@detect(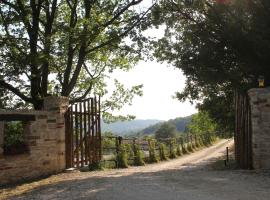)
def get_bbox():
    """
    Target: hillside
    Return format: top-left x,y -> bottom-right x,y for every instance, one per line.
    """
136,115 -> 193,137
101,119 -> 163,136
